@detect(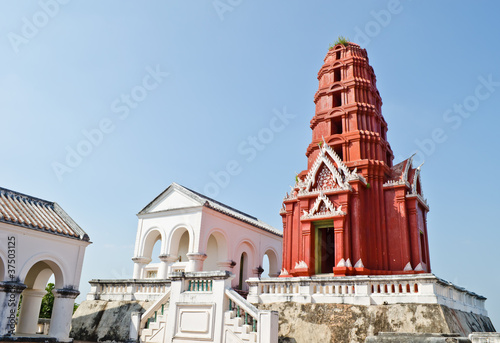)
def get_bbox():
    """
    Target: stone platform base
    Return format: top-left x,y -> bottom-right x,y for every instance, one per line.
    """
70,300 -> 151,342
256,303 -> 495,343
365,332 -> 470,342
0,337 -> 57,343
